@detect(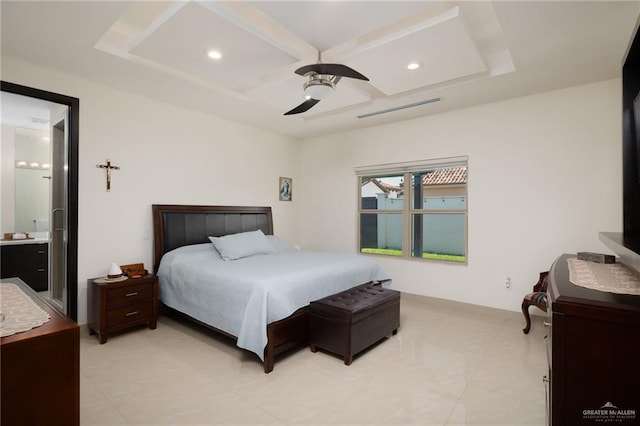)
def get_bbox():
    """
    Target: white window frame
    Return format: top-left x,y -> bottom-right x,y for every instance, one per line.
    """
355,156 -> 468,263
